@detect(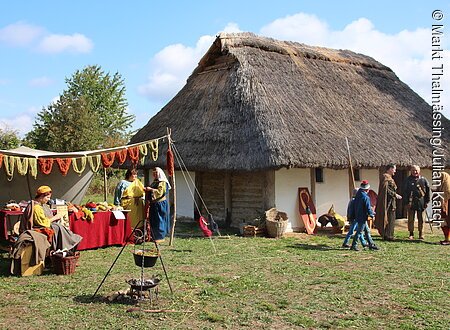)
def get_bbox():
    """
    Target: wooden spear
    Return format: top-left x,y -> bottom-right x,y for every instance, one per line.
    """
345,137 -> 356,197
